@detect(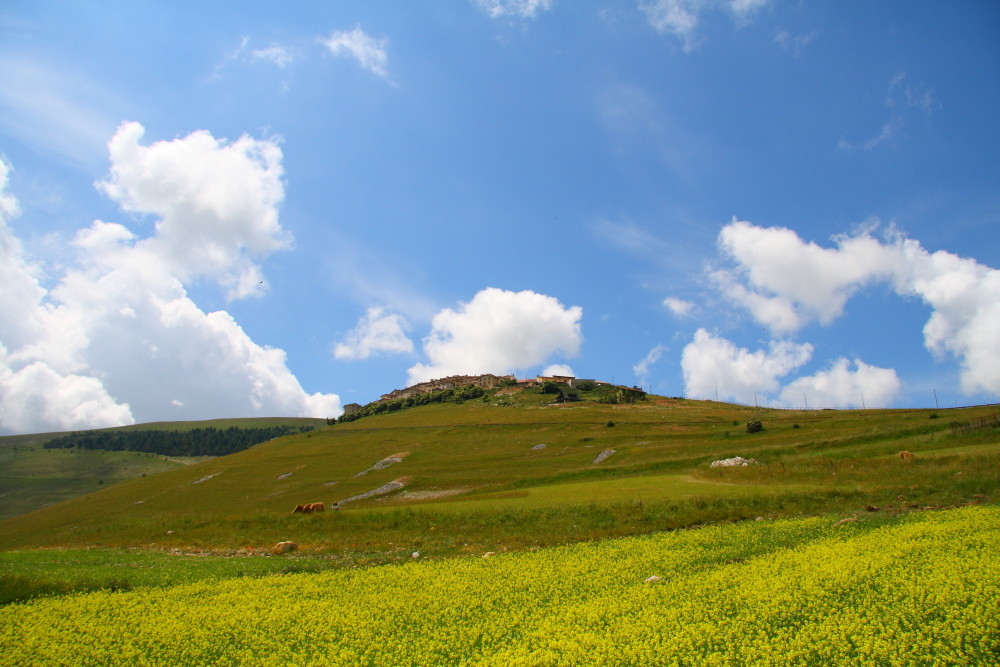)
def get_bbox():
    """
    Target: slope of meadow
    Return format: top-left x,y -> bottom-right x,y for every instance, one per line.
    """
0,418 -> 326,522
0,392 -> 997,664
0,393 -> 997,559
